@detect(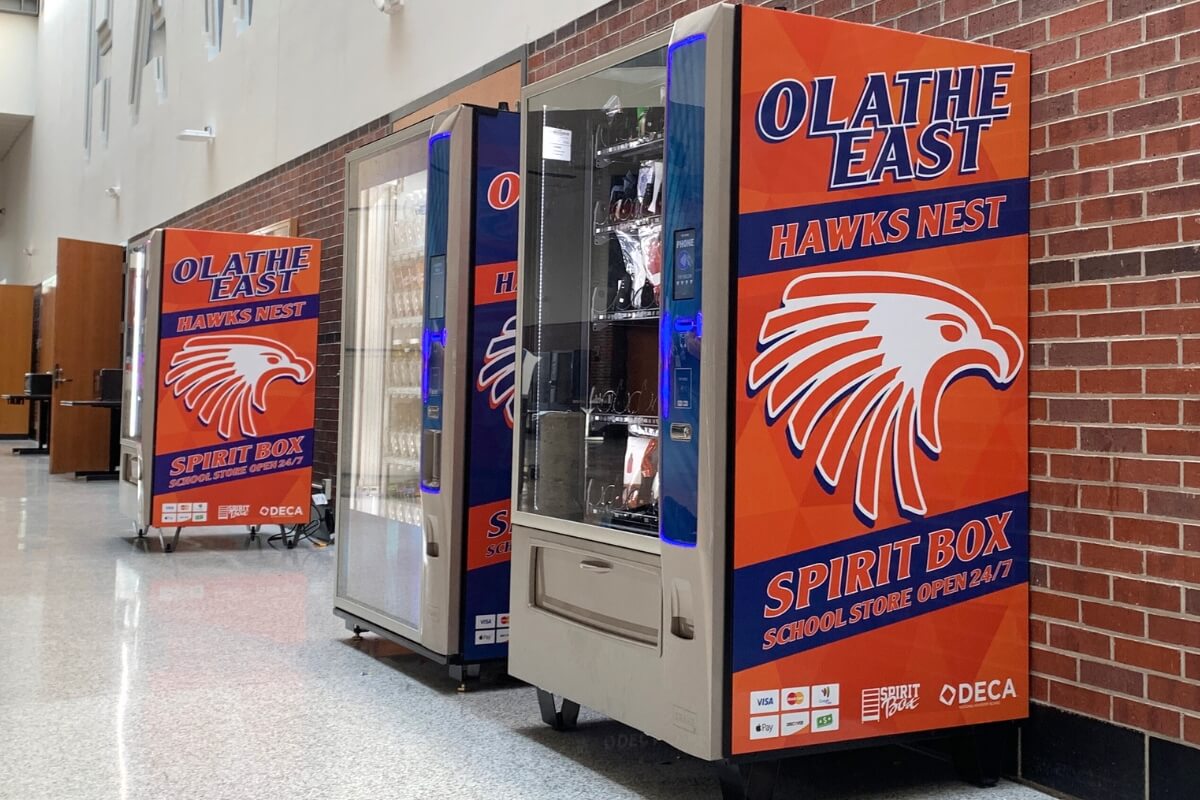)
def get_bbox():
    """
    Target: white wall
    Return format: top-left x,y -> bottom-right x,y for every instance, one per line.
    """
0,0 -> 604,284
0,12 -> 37,116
